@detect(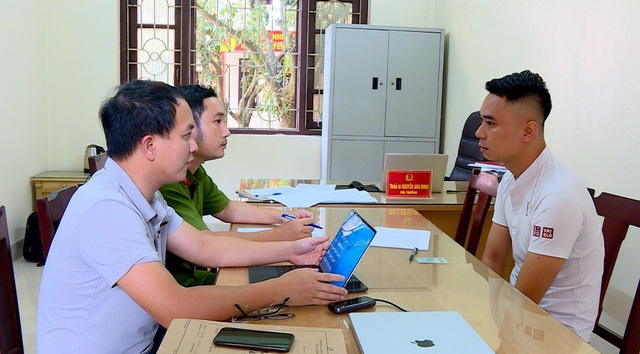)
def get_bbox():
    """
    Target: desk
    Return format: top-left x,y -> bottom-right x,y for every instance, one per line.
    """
217,207 -> 597,353
239,178 -> 509,279
31,171 -> 89,210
